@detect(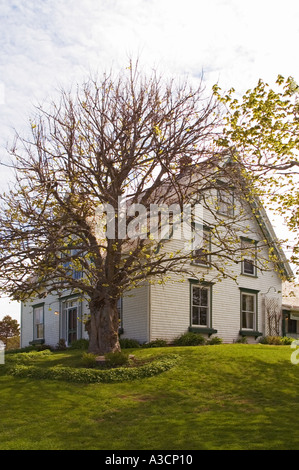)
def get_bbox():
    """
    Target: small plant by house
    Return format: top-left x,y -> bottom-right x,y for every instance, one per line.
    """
206,336 -> 223,345
70,339 -> 89,350
81,352 -> 98,368
259,335 -> 294,345
172,332 -> 205,346
119,338 -> 141,349
104,351 -> 130,367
